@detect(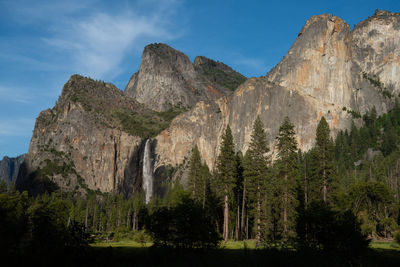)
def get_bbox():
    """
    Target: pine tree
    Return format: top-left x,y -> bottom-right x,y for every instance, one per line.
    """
215,125 -> 237,241
188,145 -> 202,200
310,117 -> 336,204
199,163 -> 211,209
234,152 -> 244,240
275,116 -> 299,240
243,116 -> 269,246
